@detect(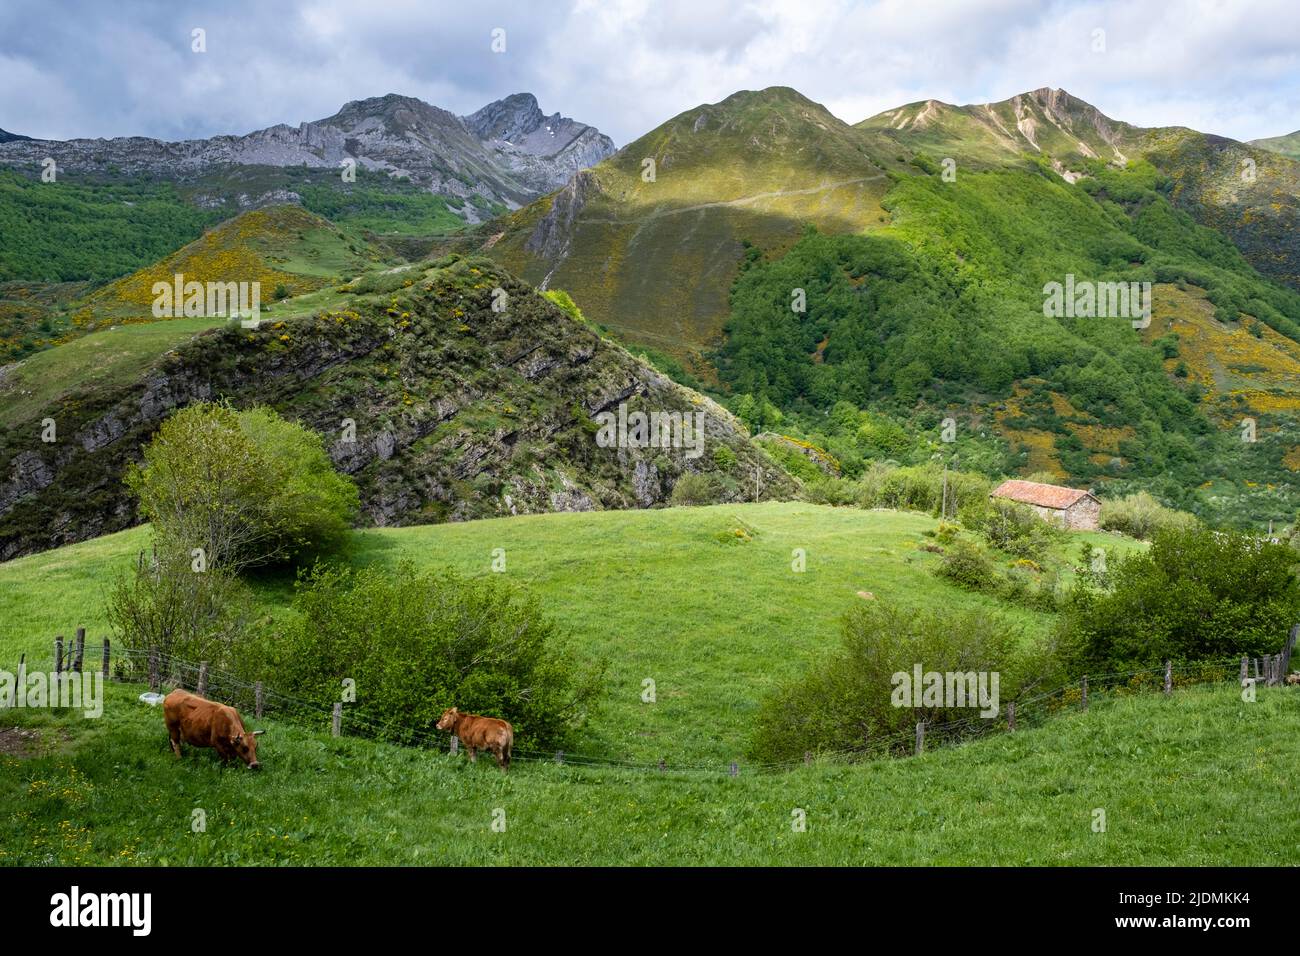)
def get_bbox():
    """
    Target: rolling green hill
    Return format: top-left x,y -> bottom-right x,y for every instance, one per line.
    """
2,503 -> 1294,866
1248,130 -> 1300,161
481,86 -> 1300,525
0,254 -> 797,560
